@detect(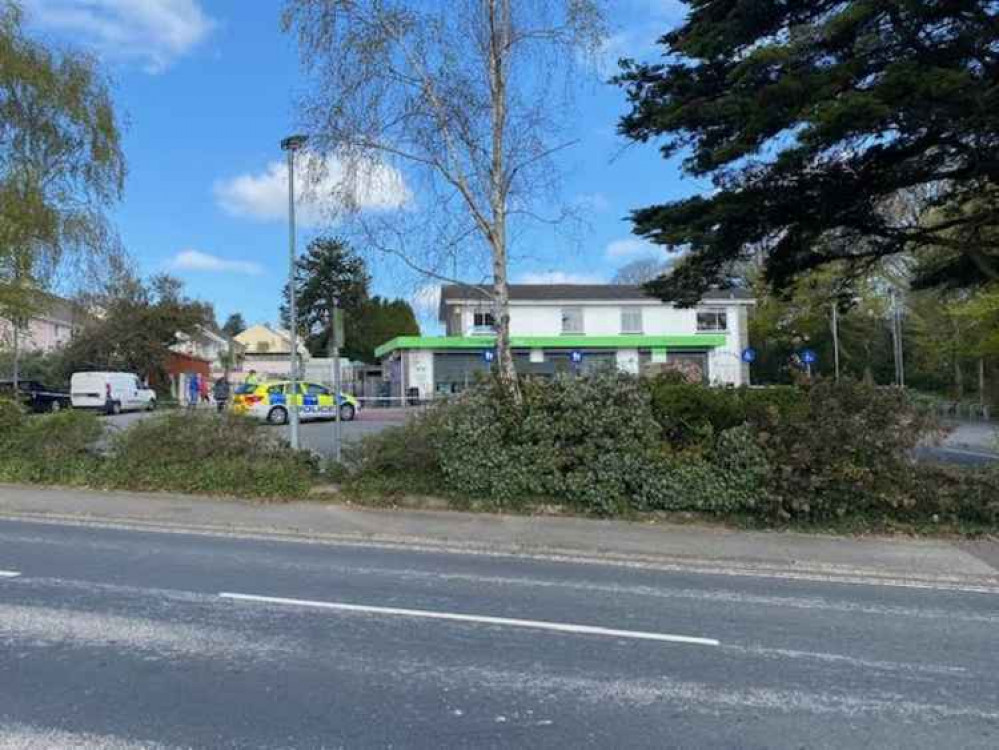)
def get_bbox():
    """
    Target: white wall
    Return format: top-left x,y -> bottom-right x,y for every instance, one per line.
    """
441,299 -> 753,386
406,349 -> 434,396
